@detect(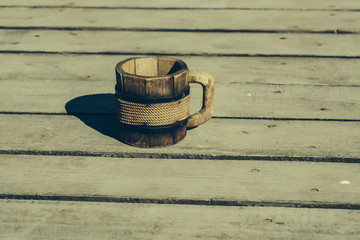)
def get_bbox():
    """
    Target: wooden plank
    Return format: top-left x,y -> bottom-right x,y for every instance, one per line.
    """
1,30 -> 360,57
0,115 -> 359,158
2,54 -> 358,119
1,200 -> 359,240
1,54 -> 359,86
1,154 -> 359,203
0,0 -> 359,10
1,8 -> 360,32
1,74 -> 359,120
